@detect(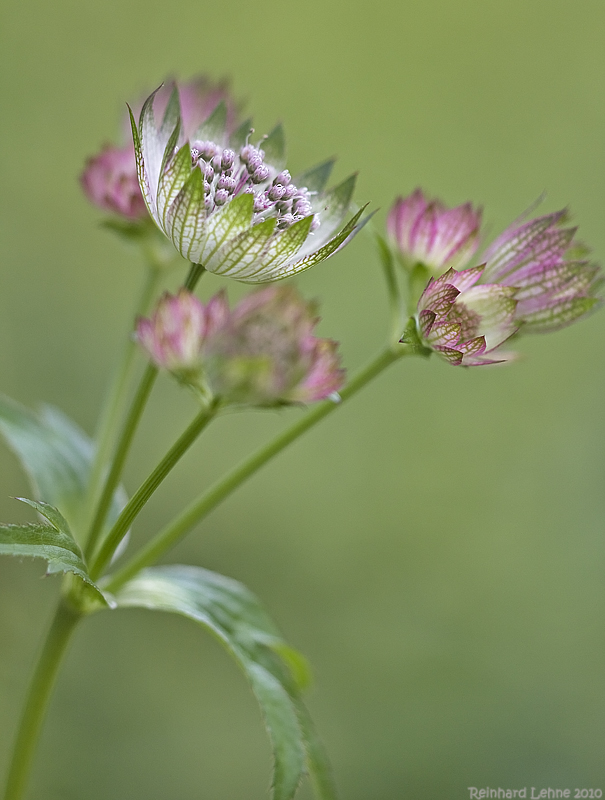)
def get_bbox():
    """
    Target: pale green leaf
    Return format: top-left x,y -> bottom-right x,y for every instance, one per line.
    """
156,143 -> 192,229
229,117 -> 253,151
237,216 -> 313,282
159,84 -> 181,140
193,100 -> 227,144
0,394 -> 126,539
263,124 -> 287,170
166,167 -> 207,262
0,498 -> 107,606
129,105 -> 155,216
114,565 -> 333,800
208,217 -> 277,277
259,206 -> 366,282
295,159 -> 336,194
201,192 -> 255,263
138,87 -> 164,201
